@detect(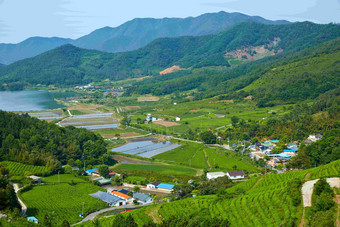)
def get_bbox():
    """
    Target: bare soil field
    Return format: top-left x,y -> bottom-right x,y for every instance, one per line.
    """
153,120 -> 180,127
137,96 -> 159,102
